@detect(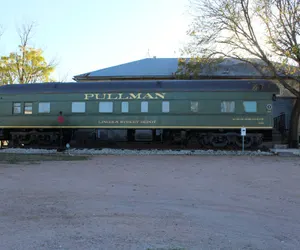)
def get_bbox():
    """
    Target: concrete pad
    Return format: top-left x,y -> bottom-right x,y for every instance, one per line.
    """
270,148 -> 300,156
